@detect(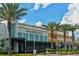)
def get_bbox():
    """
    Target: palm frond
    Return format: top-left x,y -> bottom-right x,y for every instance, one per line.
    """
14,12 -> 27,19
0,3 -> 28,21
